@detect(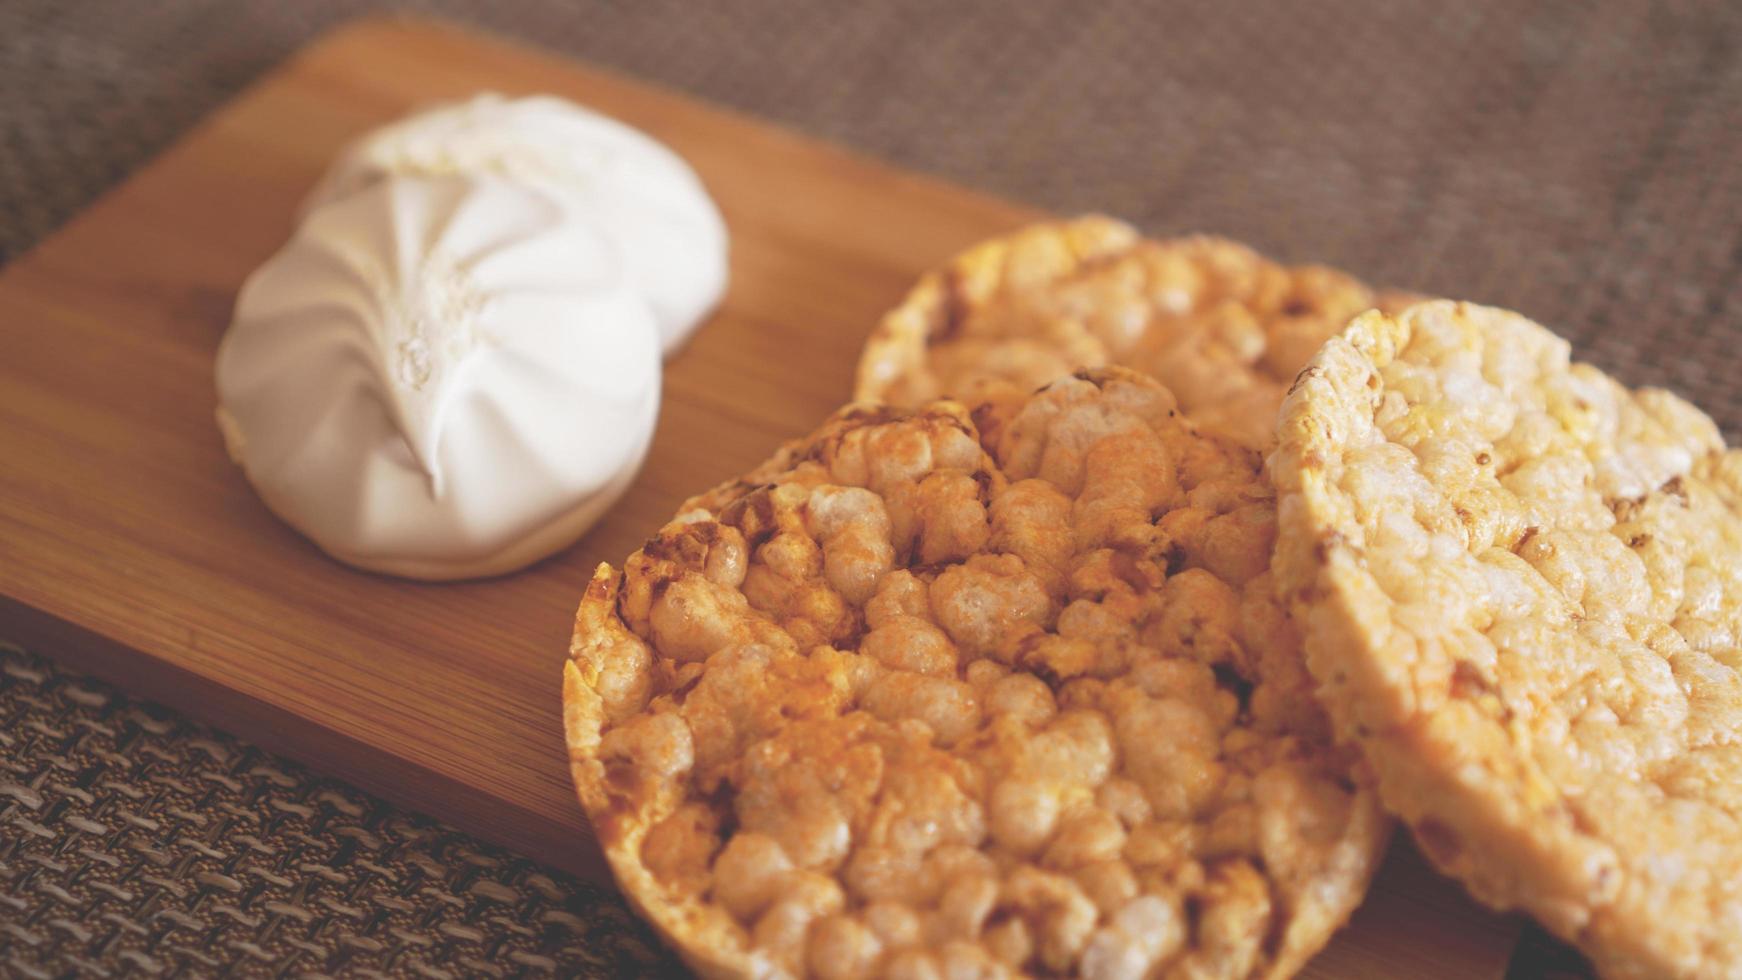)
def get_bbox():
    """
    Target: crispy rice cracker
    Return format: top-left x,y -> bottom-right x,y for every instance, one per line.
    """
1272,301 -> 1742,979
566,369 -> 1386,979
854,216 -> 1406,451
